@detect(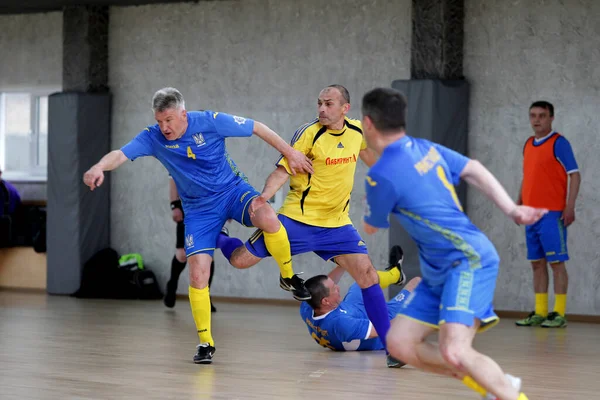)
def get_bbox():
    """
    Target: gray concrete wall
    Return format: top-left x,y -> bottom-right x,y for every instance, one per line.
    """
0,12 -> 62,91
3,1 -> 599,314
108,0 -> 412,300
464,0 -> 600,314
0,11 -> 61,200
